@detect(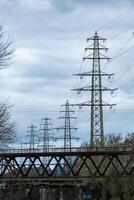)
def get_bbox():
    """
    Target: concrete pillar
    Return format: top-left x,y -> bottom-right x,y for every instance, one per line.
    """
59,189 -> 63,200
